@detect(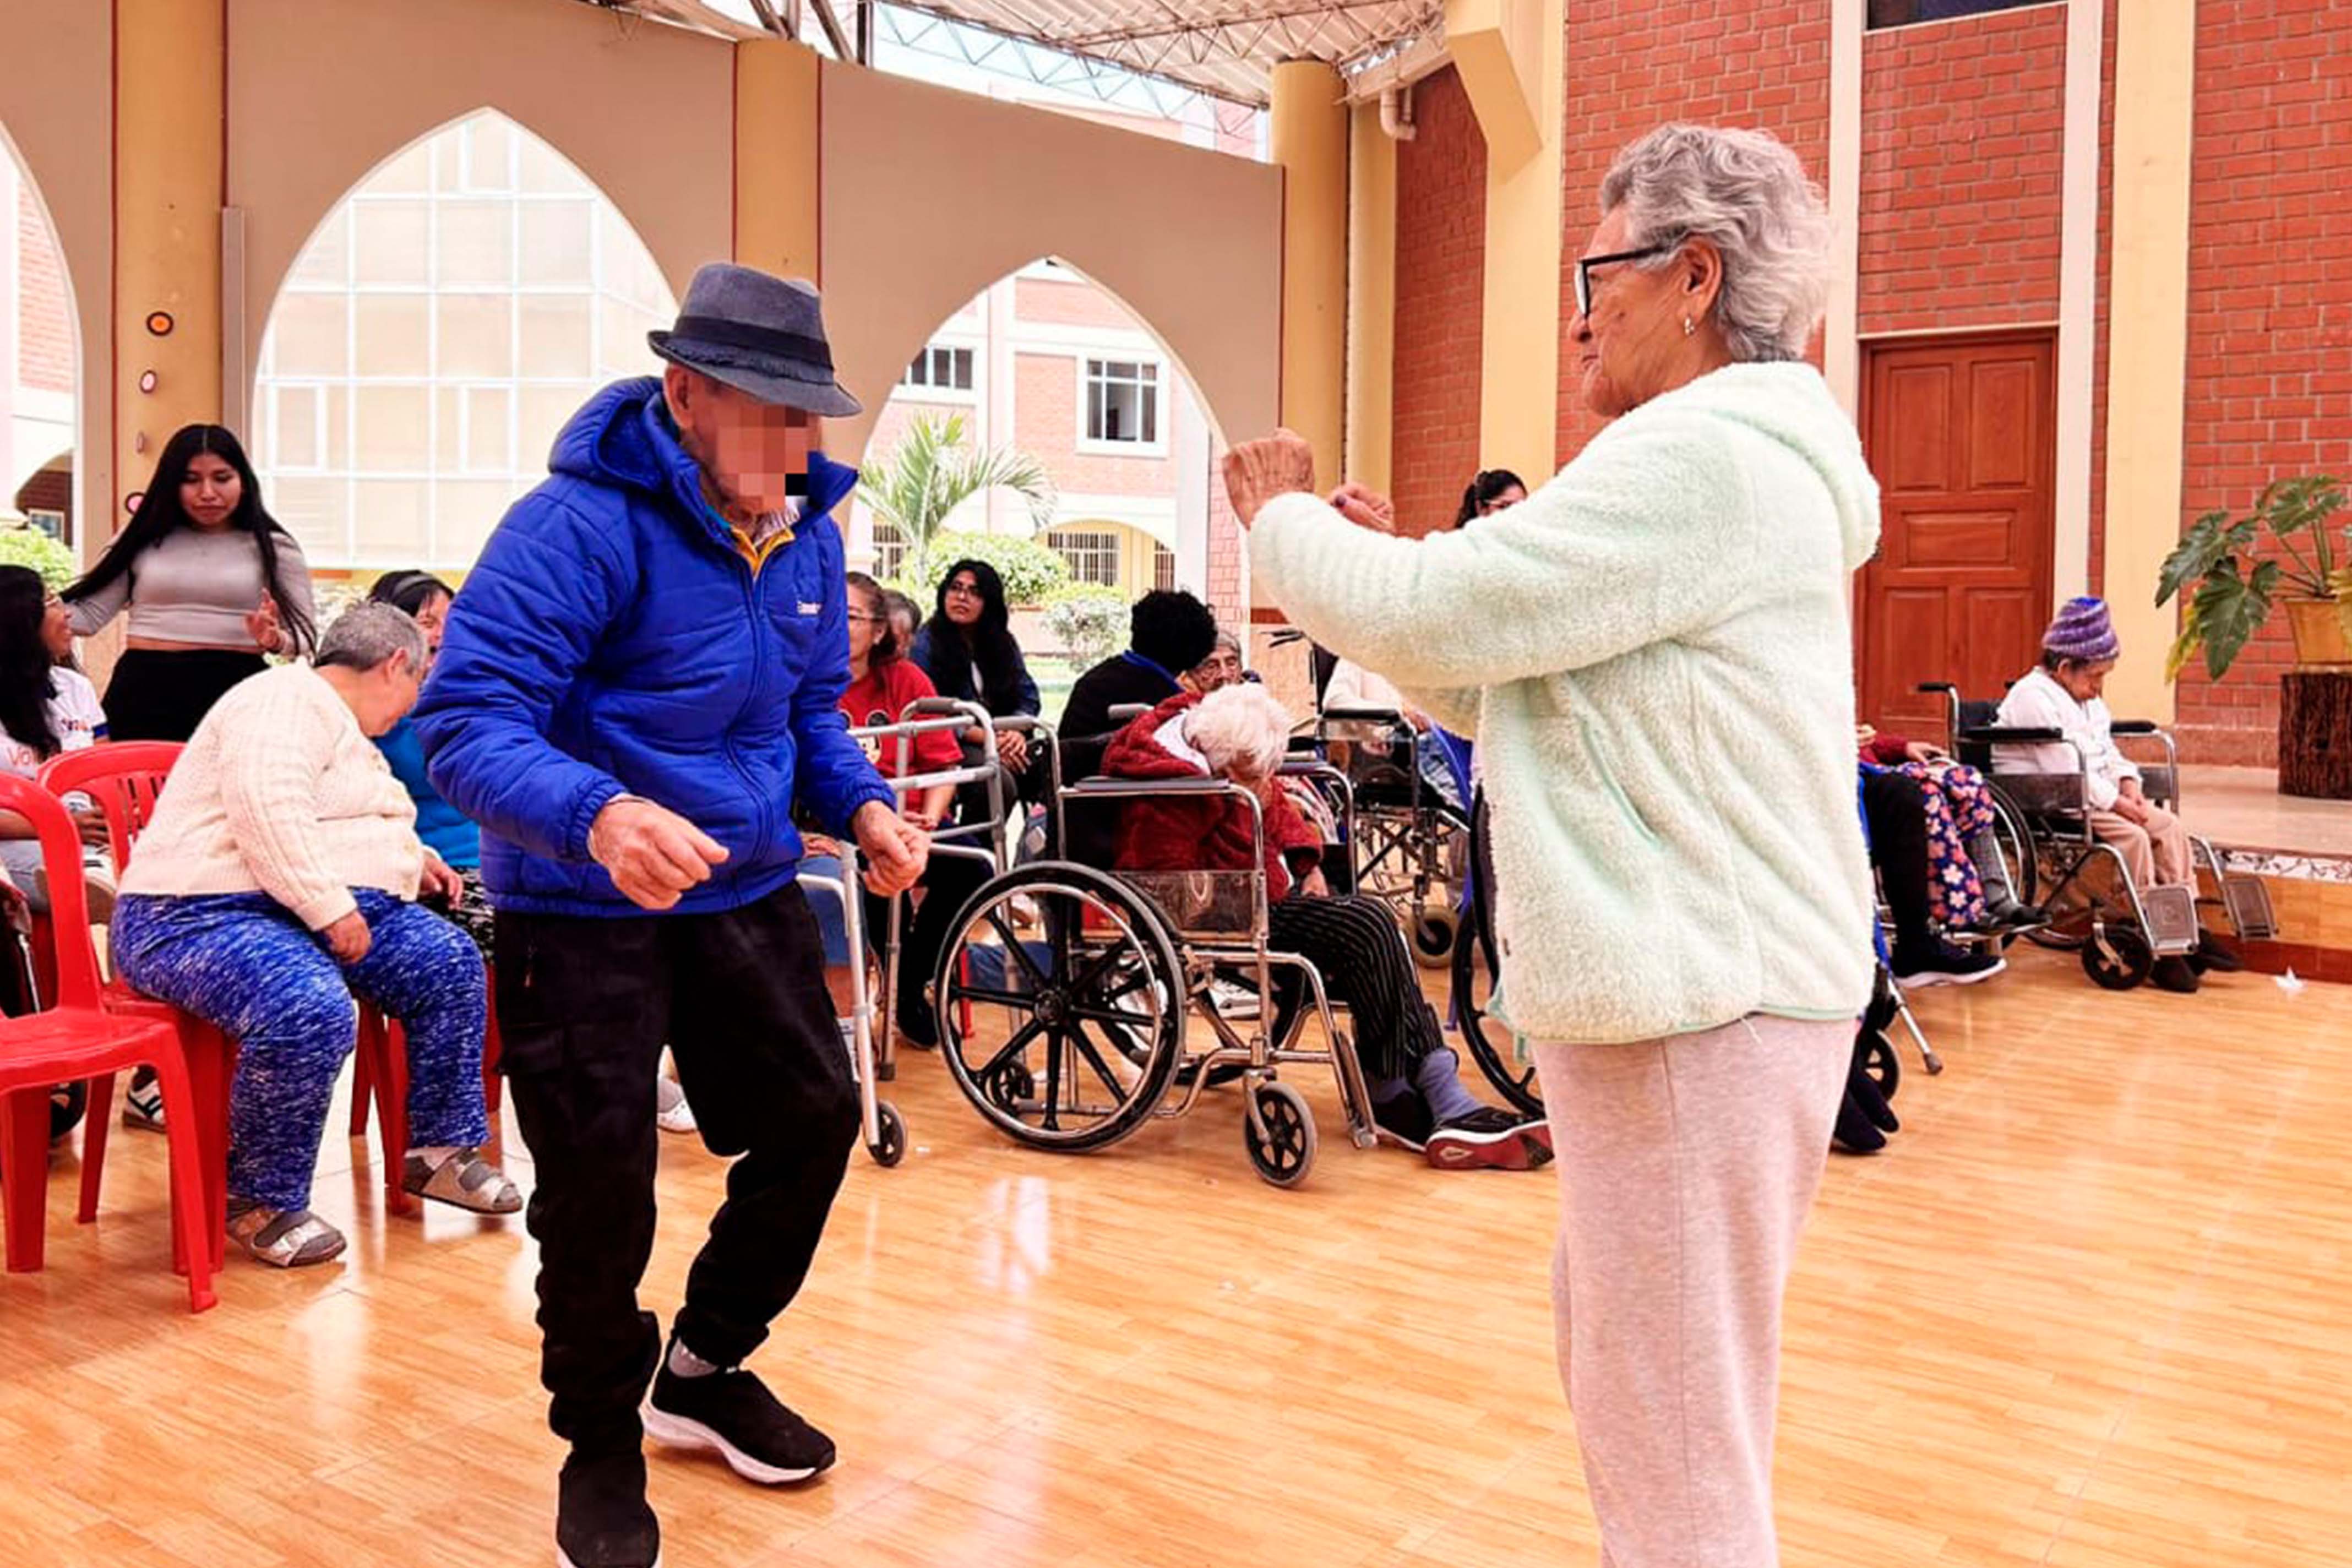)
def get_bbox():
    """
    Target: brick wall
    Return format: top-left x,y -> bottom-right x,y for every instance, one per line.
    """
1555,2 -> 1831,457
2174,0 -> 2352,764
1389,66 -> 1487,539
1016,275 -> 1137,330
17,186 -> 73,394
1011,350 -> 1176,494
1856,5 -> 2066,334
1207,440 -> 1242,626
